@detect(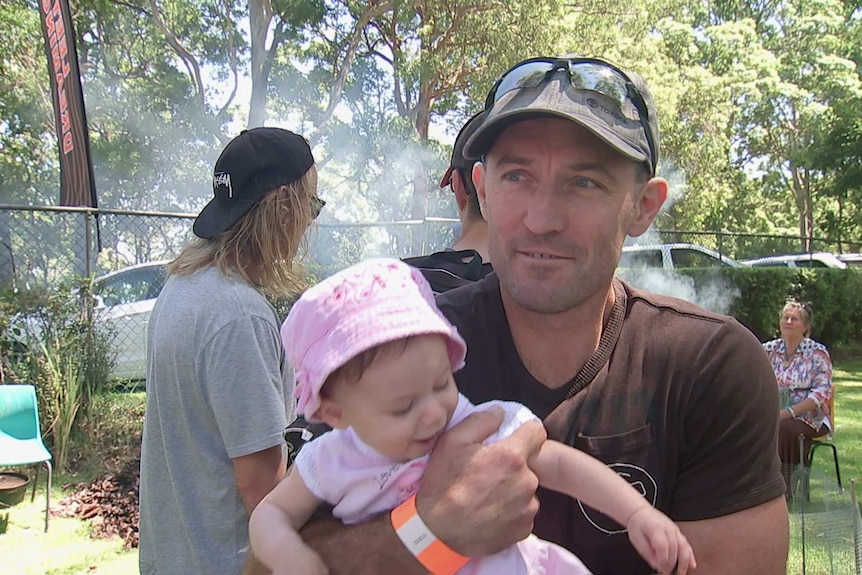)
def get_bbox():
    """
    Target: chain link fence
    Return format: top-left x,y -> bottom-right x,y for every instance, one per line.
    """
0,205 -> 463,289
787,472 -> 862,575
3,205 -> 860,290
641,229 -> 861,261
2,204 -> 861,382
